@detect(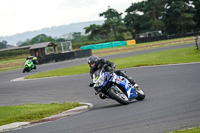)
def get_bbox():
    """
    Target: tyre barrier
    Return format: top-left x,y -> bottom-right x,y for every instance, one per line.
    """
37,49 -> 92,64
